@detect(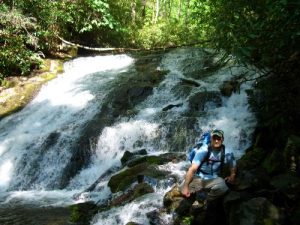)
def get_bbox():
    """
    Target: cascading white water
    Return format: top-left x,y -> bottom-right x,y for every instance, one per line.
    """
0,54 -> 134,193
89,48 -> 257,225
0,48 -> 257,225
